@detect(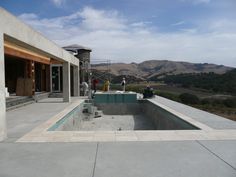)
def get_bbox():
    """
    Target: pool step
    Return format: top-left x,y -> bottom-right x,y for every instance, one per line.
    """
94,110 -> 102,118
82,102 -> 103,119
49,92 -> 62,98
6,96 -> 35,111
34,92 -> 50,101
